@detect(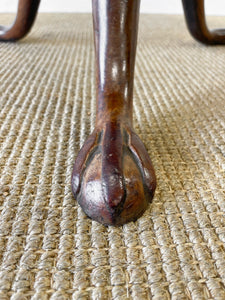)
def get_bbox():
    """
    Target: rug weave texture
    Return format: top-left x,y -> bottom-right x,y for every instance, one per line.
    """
0,13 -> 225,300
